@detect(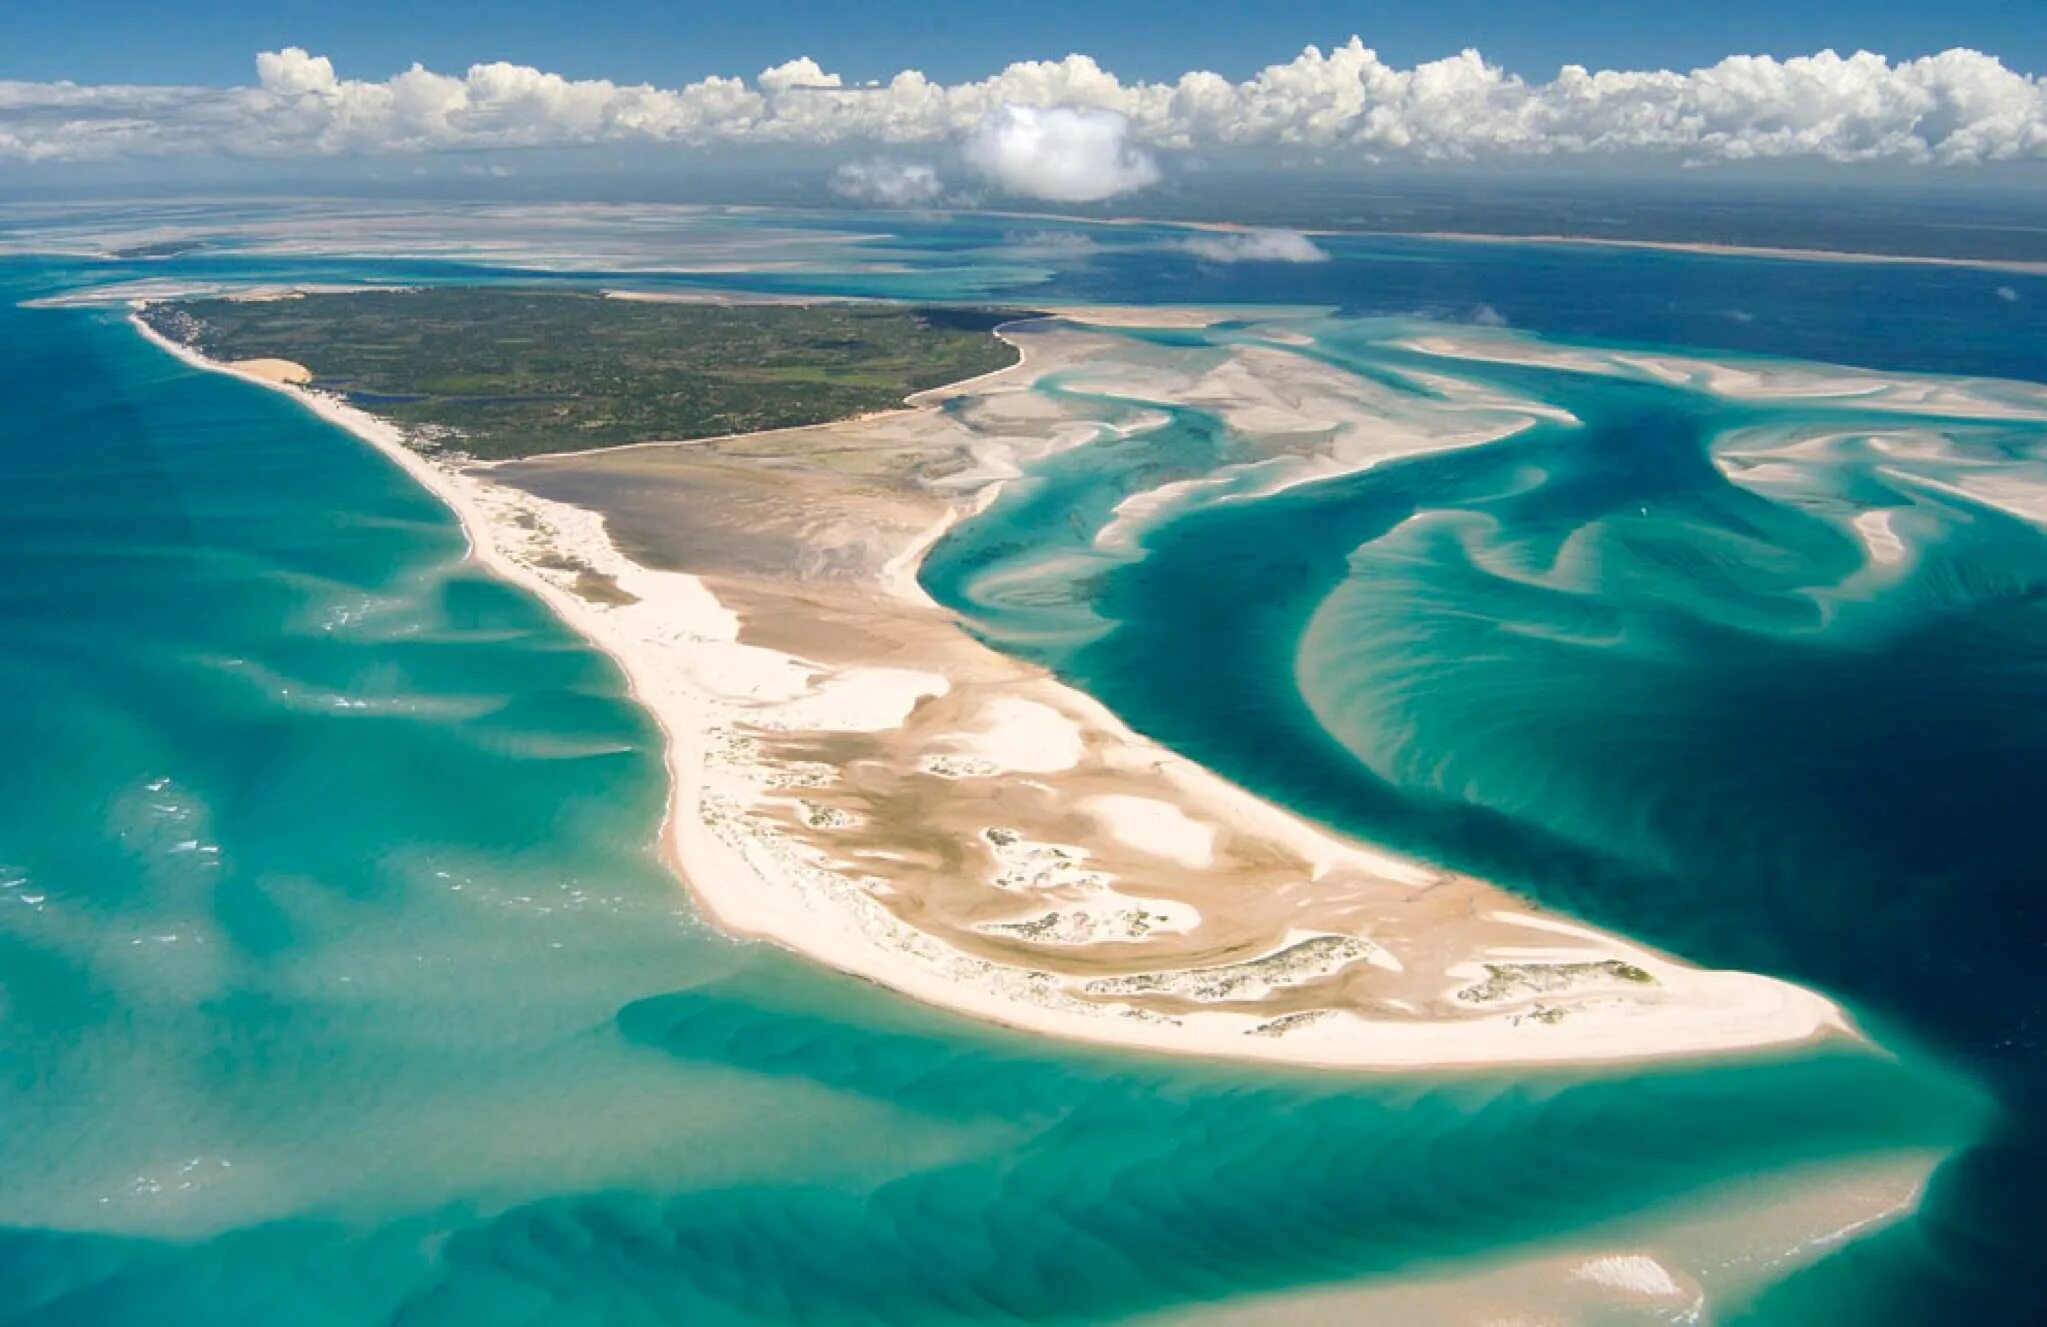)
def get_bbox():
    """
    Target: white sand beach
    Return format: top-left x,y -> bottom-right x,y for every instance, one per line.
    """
223,357 -> 311,384
134,307 -> 1854,1072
